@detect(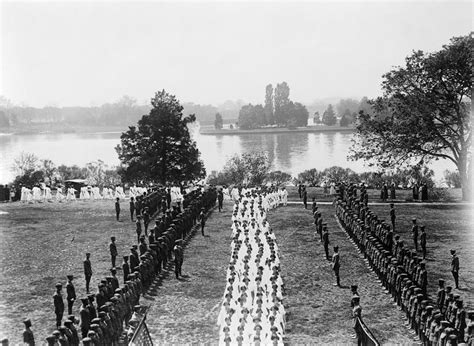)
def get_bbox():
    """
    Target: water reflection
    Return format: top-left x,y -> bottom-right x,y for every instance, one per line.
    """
0,131 -> 457,184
